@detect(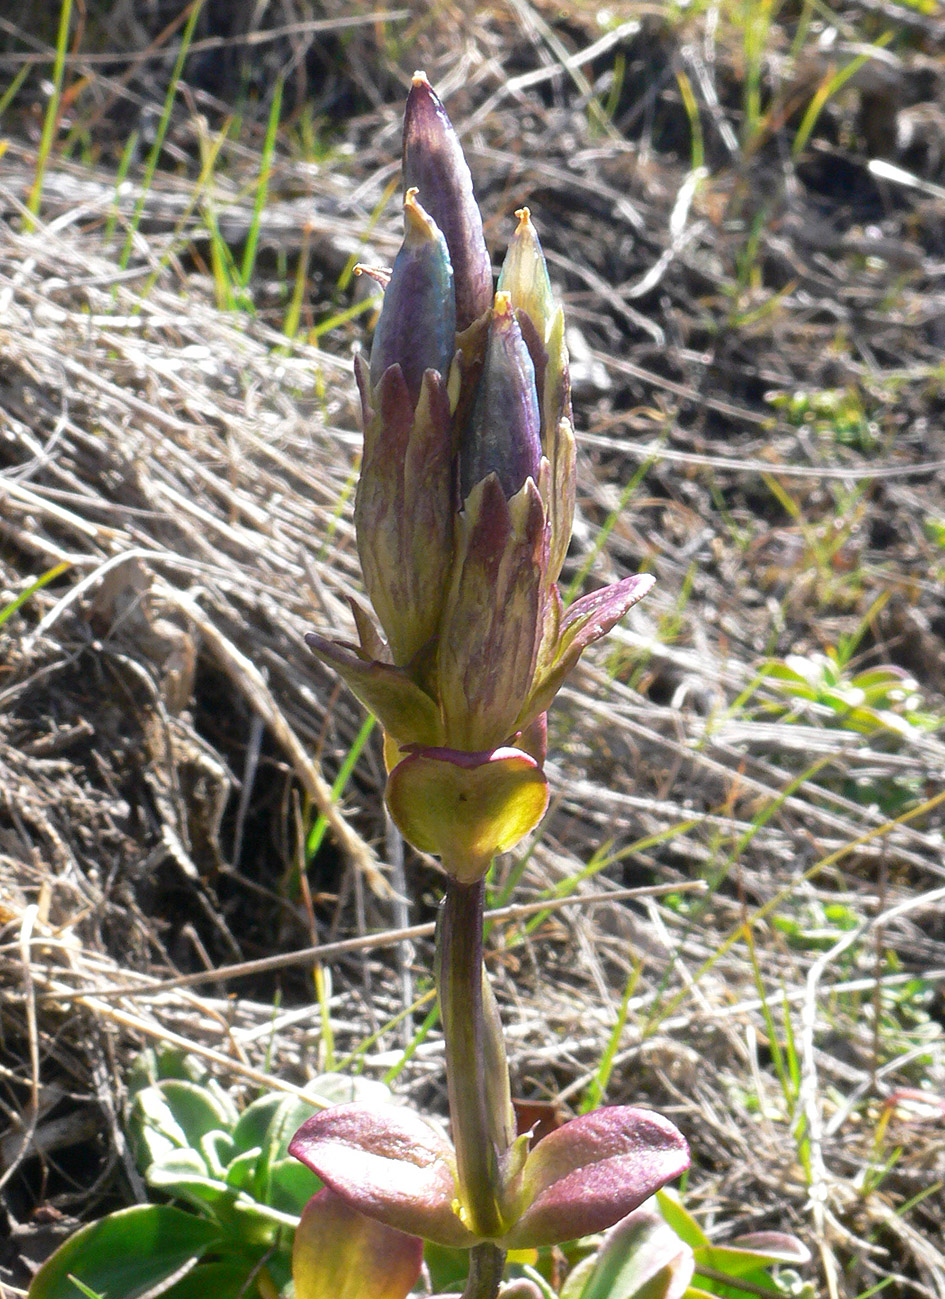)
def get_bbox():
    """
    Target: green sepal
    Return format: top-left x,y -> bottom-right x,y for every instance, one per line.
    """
305,632 -> 444,749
